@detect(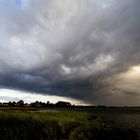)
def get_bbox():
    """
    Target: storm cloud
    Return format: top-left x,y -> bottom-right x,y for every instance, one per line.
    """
0,0 -> 140,105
